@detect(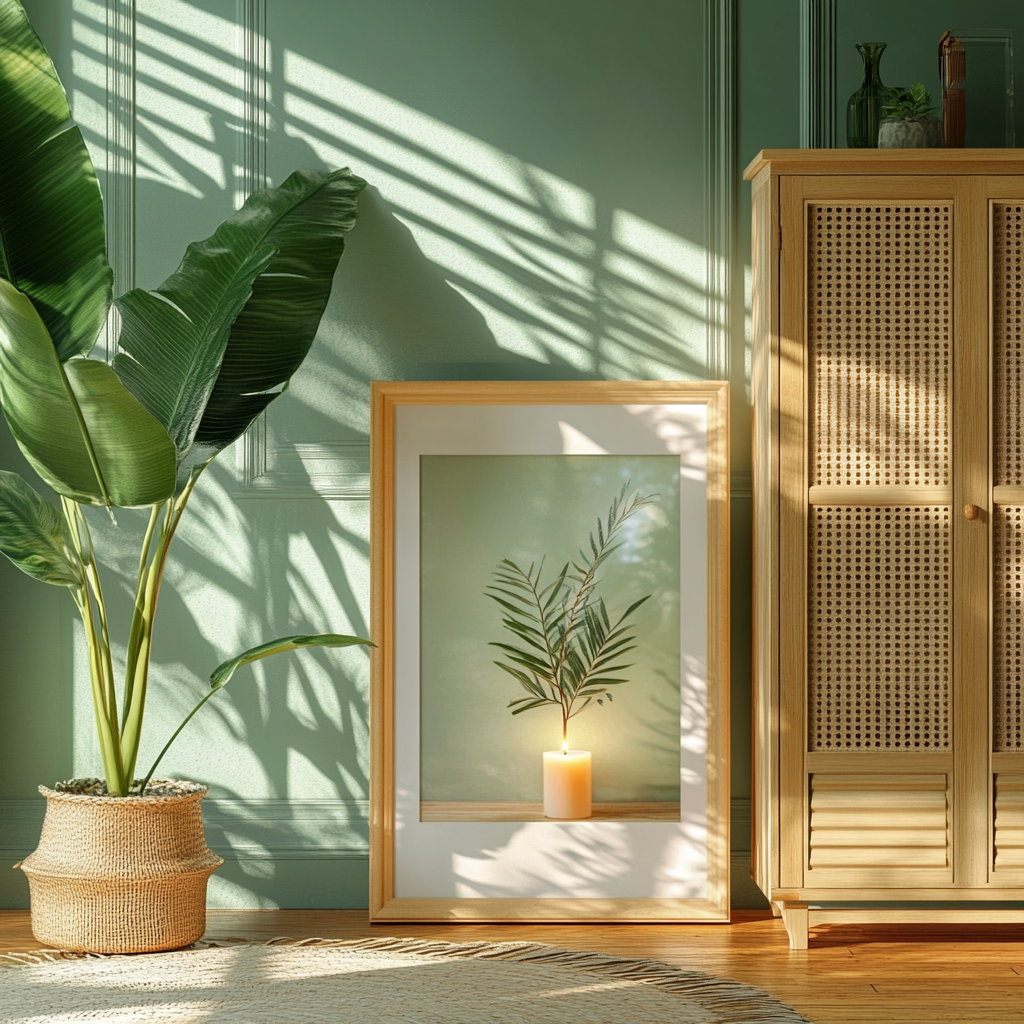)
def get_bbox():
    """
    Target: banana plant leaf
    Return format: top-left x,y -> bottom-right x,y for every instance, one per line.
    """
191,168 -> 366,455
141,633 -> 375,788
0,278 -> 176,506
113,243 -> 277,458
0,0 -> 112,362
0,469 -> 82,586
